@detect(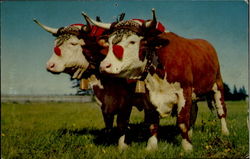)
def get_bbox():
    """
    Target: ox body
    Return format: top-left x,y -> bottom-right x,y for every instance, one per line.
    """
85,9 -> 229,152
34,19 -> 147,150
